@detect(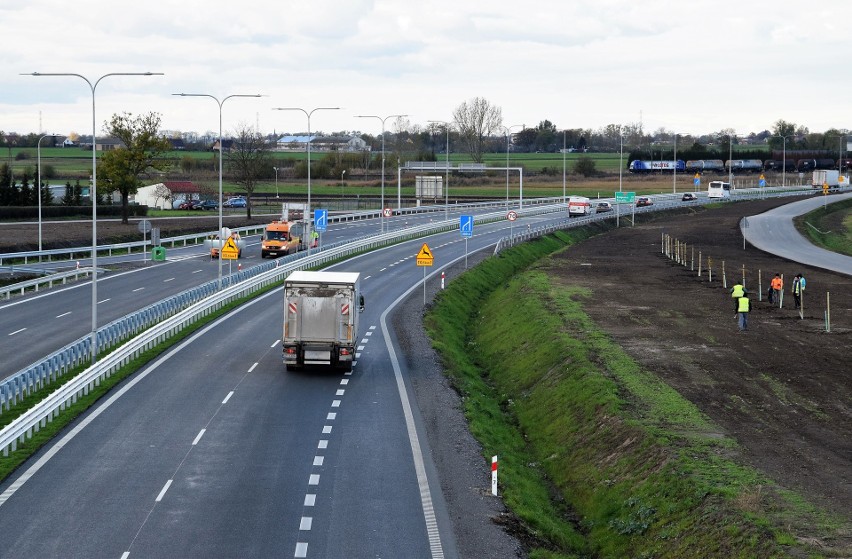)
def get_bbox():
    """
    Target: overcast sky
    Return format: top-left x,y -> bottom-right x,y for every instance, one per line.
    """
3,0 -> 850,139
